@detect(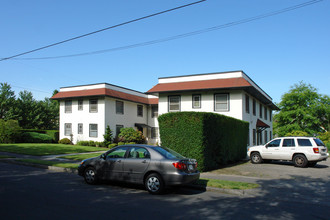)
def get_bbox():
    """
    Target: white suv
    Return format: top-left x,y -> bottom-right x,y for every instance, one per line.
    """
247,137 -> 329,167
